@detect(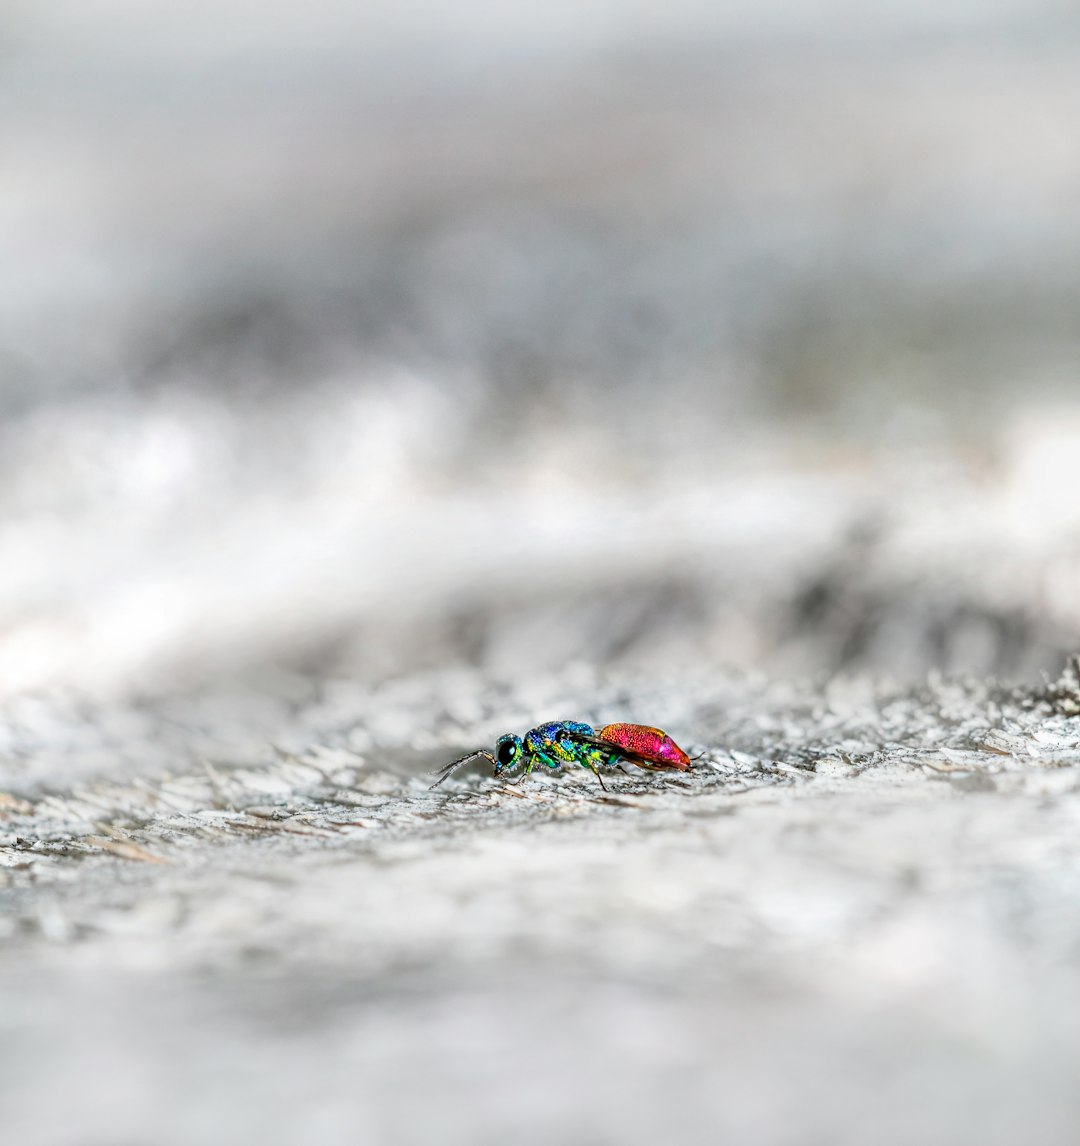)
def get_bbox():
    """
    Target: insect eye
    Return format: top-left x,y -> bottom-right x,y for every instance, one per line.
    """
496,739 -> 517,767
